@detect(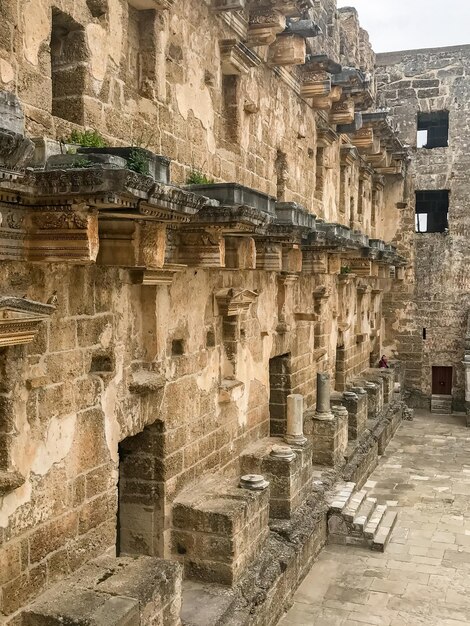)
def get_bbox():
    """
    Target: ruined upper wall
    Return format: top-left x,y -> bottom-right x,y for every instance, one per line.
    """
377,44 -> 470,407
